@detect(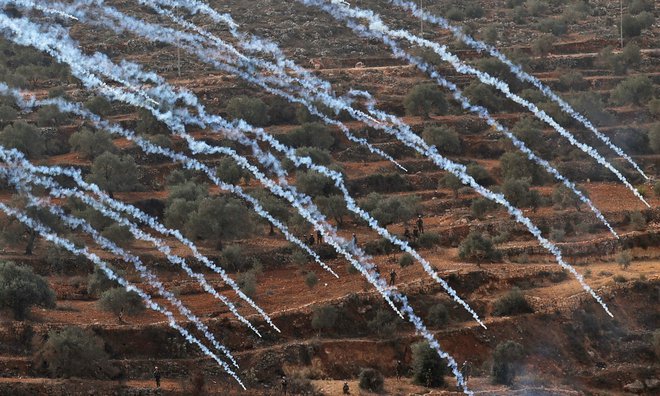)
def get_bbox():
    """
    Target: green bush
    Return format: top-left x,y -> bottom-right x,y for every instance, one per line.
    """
458,232 -> 501,263
316,195 -> 349,227
417,232 -> 441,249
0,121 -> 45,158
305,272 -> 318,289
0,261 -> 55,320
84,96 -> 112,116
557,71 -> 588,91
86,152 -> 141,195
531,34 -> 555,57
282,123 -> 335,150
358,368 -> 384,393
135,108 -> 168,135
0,105 -> 17,125
98,287 -> 145,320
471,197 -> 496,219
215,156 -> 252,185
404,84 -> 447,118
492,288 -> 533,317
427,303 -> 449,327
225,95 -> 270,126
464,81 -> 503,111
100,223 -> 133,248
69,128 -> 115,159
35,105 -> 67,127
87,267 -> 119,297
422,126 -> 461,154
411,341 -> 447,387
34,326 -> 114,379
491,340 -> 525,385
622,12 -> 655,38
649,124 -> 660,154
502,178 -> 533,207
399,253 -> 414,268
367,308 -> 398,338
311,304 -> 337,335
360,193 -> 420,226
610,76 -> 653,106
629,211 -> 647,231
237,270 -> 257,298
